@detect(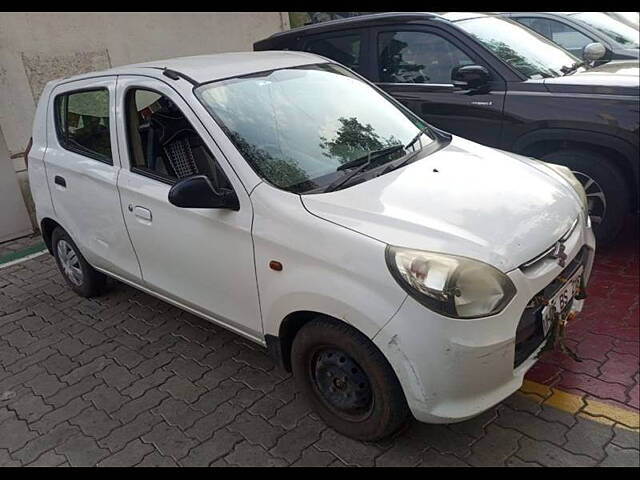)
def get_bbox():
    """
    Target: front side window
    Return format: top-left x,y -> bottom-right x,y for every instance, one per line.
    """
304,34 -> 362,72
378,31 -> 474,84
55,89 -> 112,162
517,17 -> 593,55
124,88 -> 230,188
196,64 -> 435,193
456,16 -> 581,79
